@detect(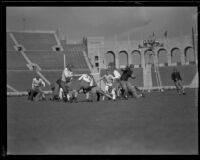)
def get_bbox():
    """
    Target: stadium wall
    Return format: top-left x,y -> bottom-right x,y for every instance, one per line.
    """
6,31 -> 198,96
